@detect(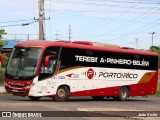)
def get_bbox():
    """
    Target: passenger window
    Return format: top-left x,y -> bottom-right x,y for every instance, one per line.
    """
86,50 -> 93,56
133,55 -> 140,60
48,59 -> 56,73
